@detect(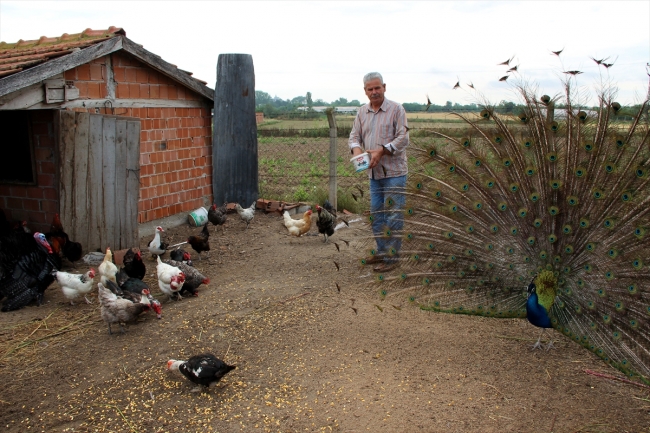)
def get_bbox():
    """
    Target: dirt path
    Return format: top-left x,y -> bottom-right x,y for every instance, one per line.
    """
0,211 -> 648,432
